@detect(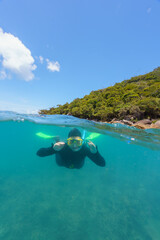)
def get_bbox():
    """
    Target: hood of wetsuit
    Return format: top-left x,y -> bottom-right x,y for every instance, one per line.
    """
68,128 -> 82,138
